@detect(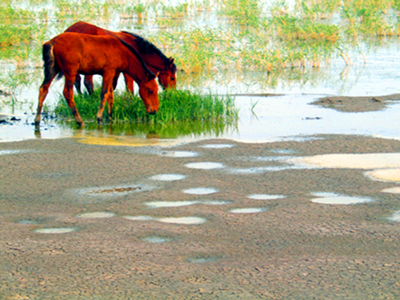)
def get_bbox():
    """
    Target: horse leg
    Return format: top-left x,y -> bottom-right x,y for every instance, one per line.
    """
74,74 -> 82,94
97,74 -> 114,124
63,74 -> 84,126
84,75 -> 95,94
35,76 -> 55,127
112,72 -> 120,91
123,73 -> 135,93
